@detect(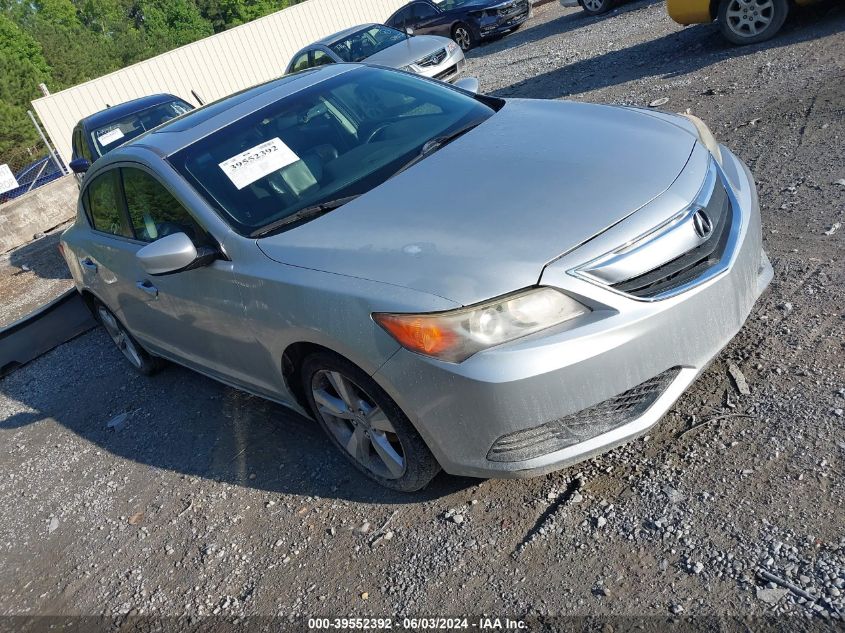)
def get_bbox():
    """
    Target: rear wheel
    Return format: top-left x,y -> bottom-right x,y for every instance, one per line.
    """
452,23 -> 474,51
301,351 -> 440,492
580,0 -> 616,16
96,304 -> 163,375
718,0 -> 788,45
